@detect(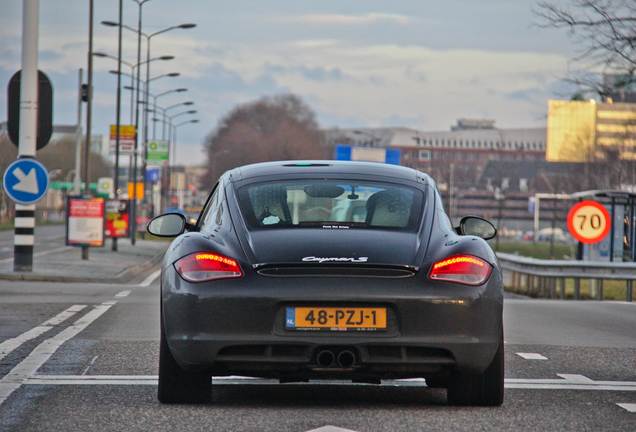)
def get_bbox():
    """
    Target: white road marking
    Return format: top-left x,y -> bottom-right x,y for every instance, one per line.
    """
0,304 -> 113,405
505,377 -> 636,391
115,290 -> 131,298
25,375 -> 157,385
81,356 -> 99,376
0,305 -> 86,361
307,427 -> 359,432
139,269 -> 161,287
617,403 -> 636,412
15,375 -> 636,392
516,352 -> 548,360
557,374 -> 596,384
